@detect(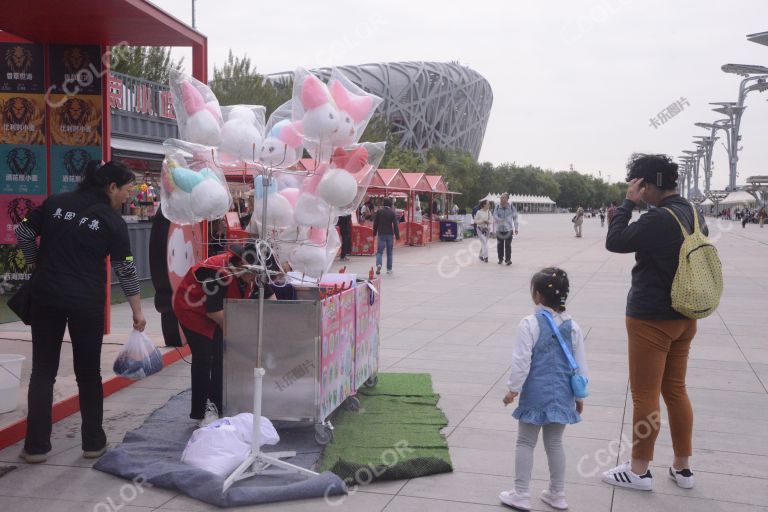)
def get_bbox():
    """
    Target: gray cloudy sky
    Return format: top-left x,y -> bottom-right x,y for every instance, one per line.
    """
153,0 -> 768,189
